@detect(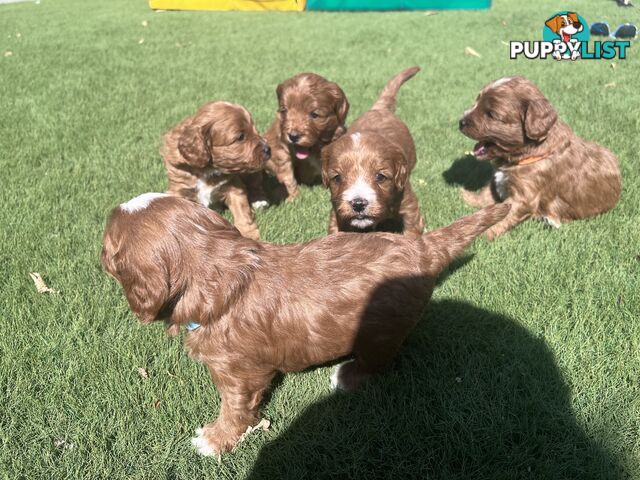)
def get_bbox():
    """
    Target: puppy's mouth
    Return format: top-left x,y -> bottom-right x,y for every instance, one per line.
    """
292,145 -> 312,161
472,141 -> 496,160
